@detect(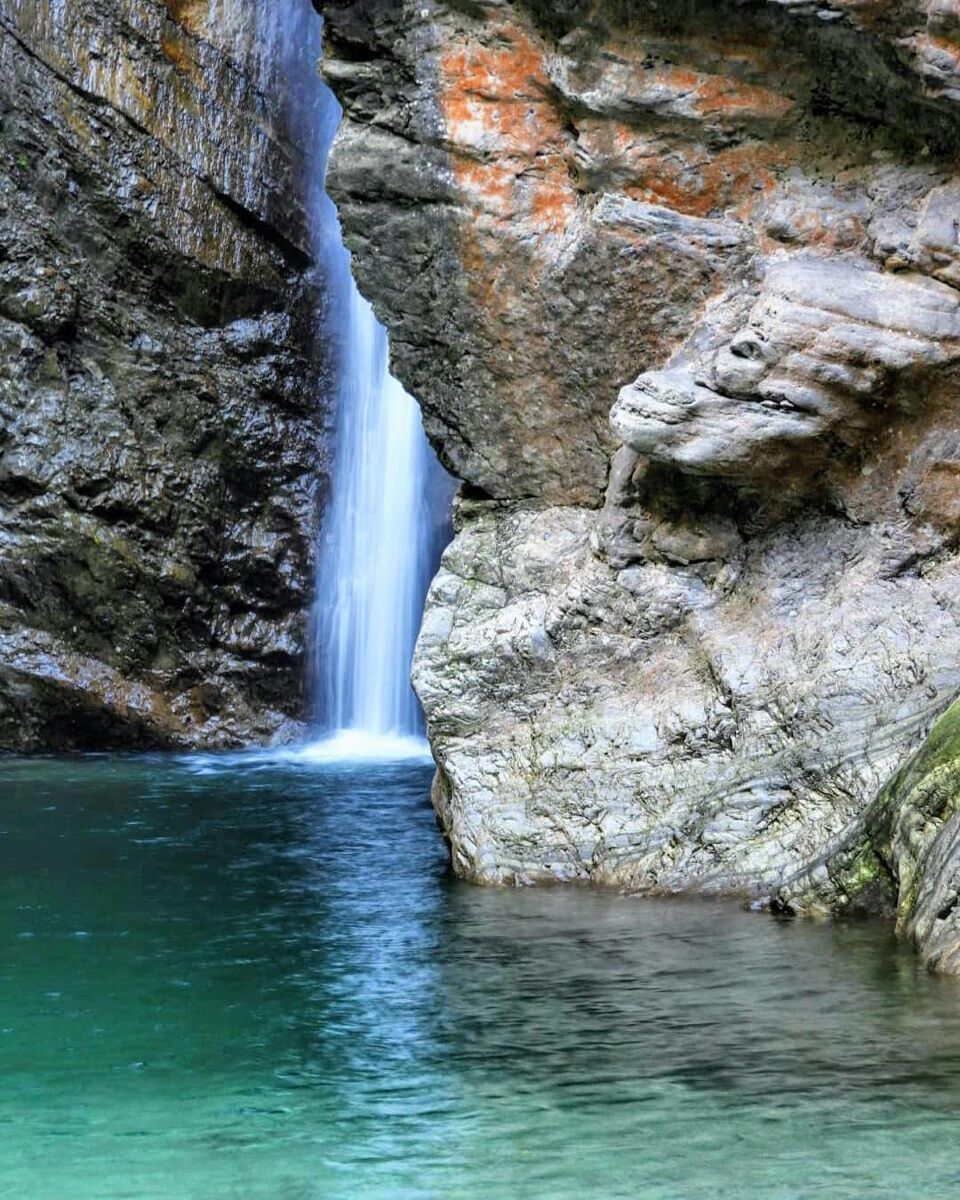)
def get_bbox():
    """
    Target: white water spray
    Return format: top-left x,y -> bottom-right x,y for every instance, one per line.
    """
251,1 -> 451,758
311,284 -> 448,755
